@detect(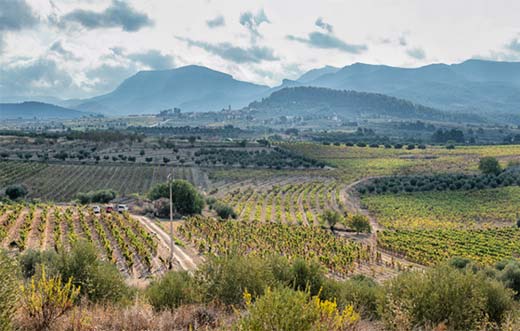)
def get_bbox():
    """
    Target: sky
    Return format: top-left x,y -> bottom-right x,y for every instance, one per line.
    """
1,0 -> 520,100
